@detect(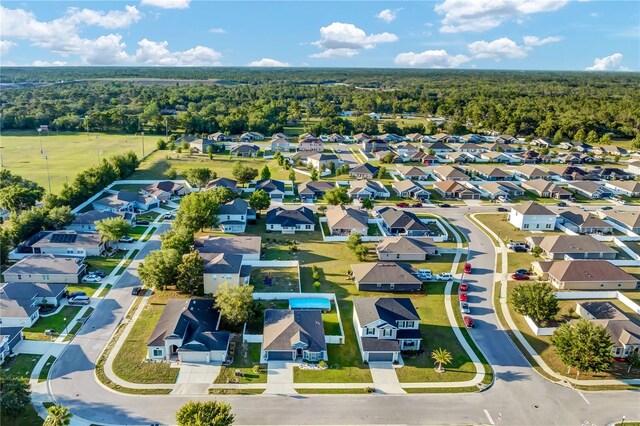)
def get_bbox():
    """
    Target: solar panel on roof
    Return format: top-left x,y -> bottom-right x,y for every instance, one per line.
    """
50,234 -> 78,243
